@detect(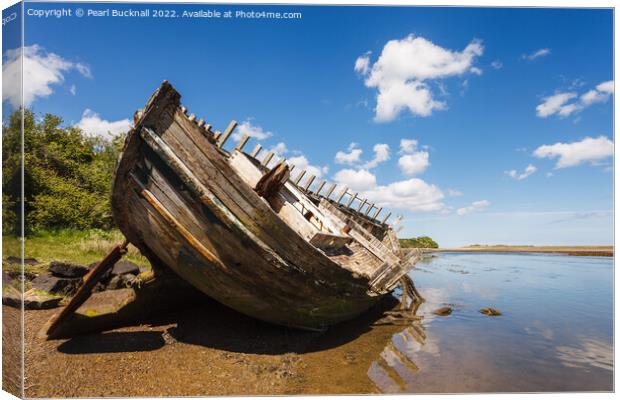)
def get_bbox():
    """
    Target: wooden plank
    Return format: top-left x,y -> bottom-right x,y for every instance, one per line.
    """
234,134 -> 250,151
315,180 -> 326,195
365,203 -> 375,216
249,144 -> 262,158
357,198 -> 367,212
373,207 -> 383,220
261,151 -> 275,166
217,120 -> 238,148
289,164 -> 296,174
336,187 -> 348,203
382,212 -> 392,224
294,170 -> 306,185
325,183 -> 337,199
213,131 -> 222,141
303,175 -> 316,191
346,192 -> 358,208
310,232 -> 352,251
